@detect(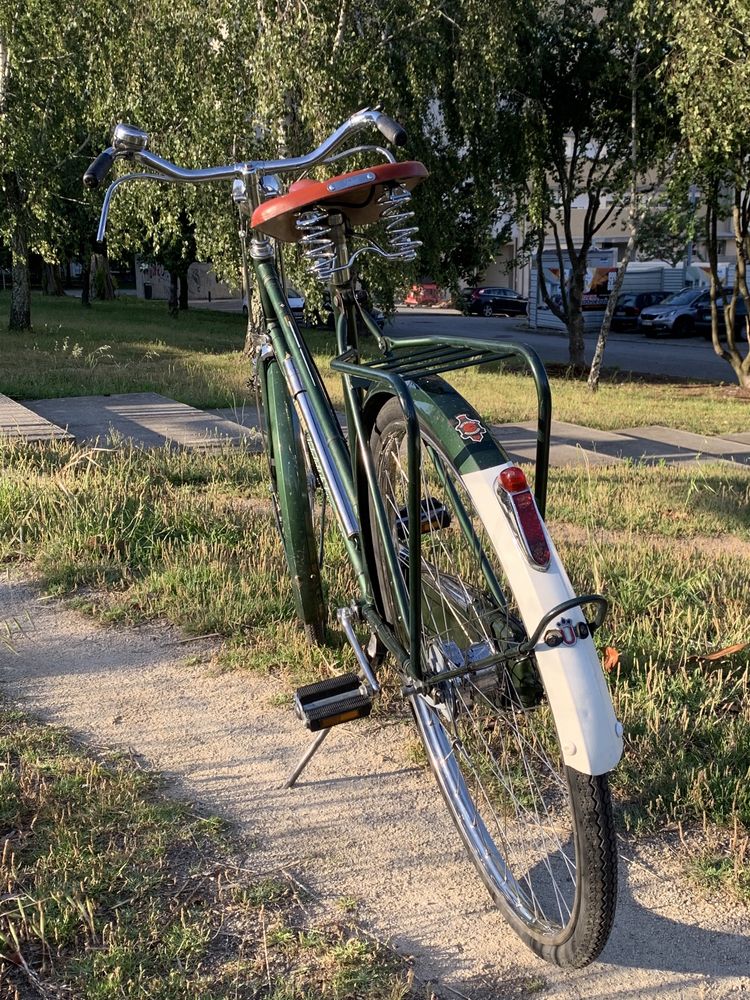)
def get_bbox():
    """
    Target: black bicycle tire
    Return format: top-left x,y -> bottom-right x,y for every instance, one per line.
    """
369,396 -> 617,967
